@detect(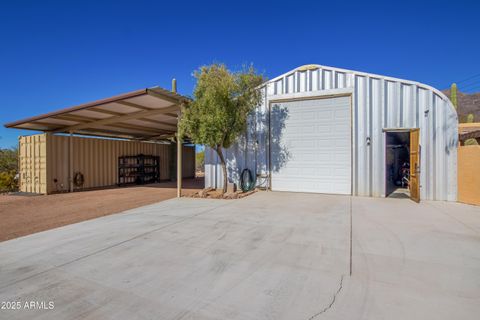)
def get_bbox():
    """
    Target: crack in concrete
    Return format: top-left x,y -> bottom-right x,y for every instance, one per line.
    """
308,275 -> 345,320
